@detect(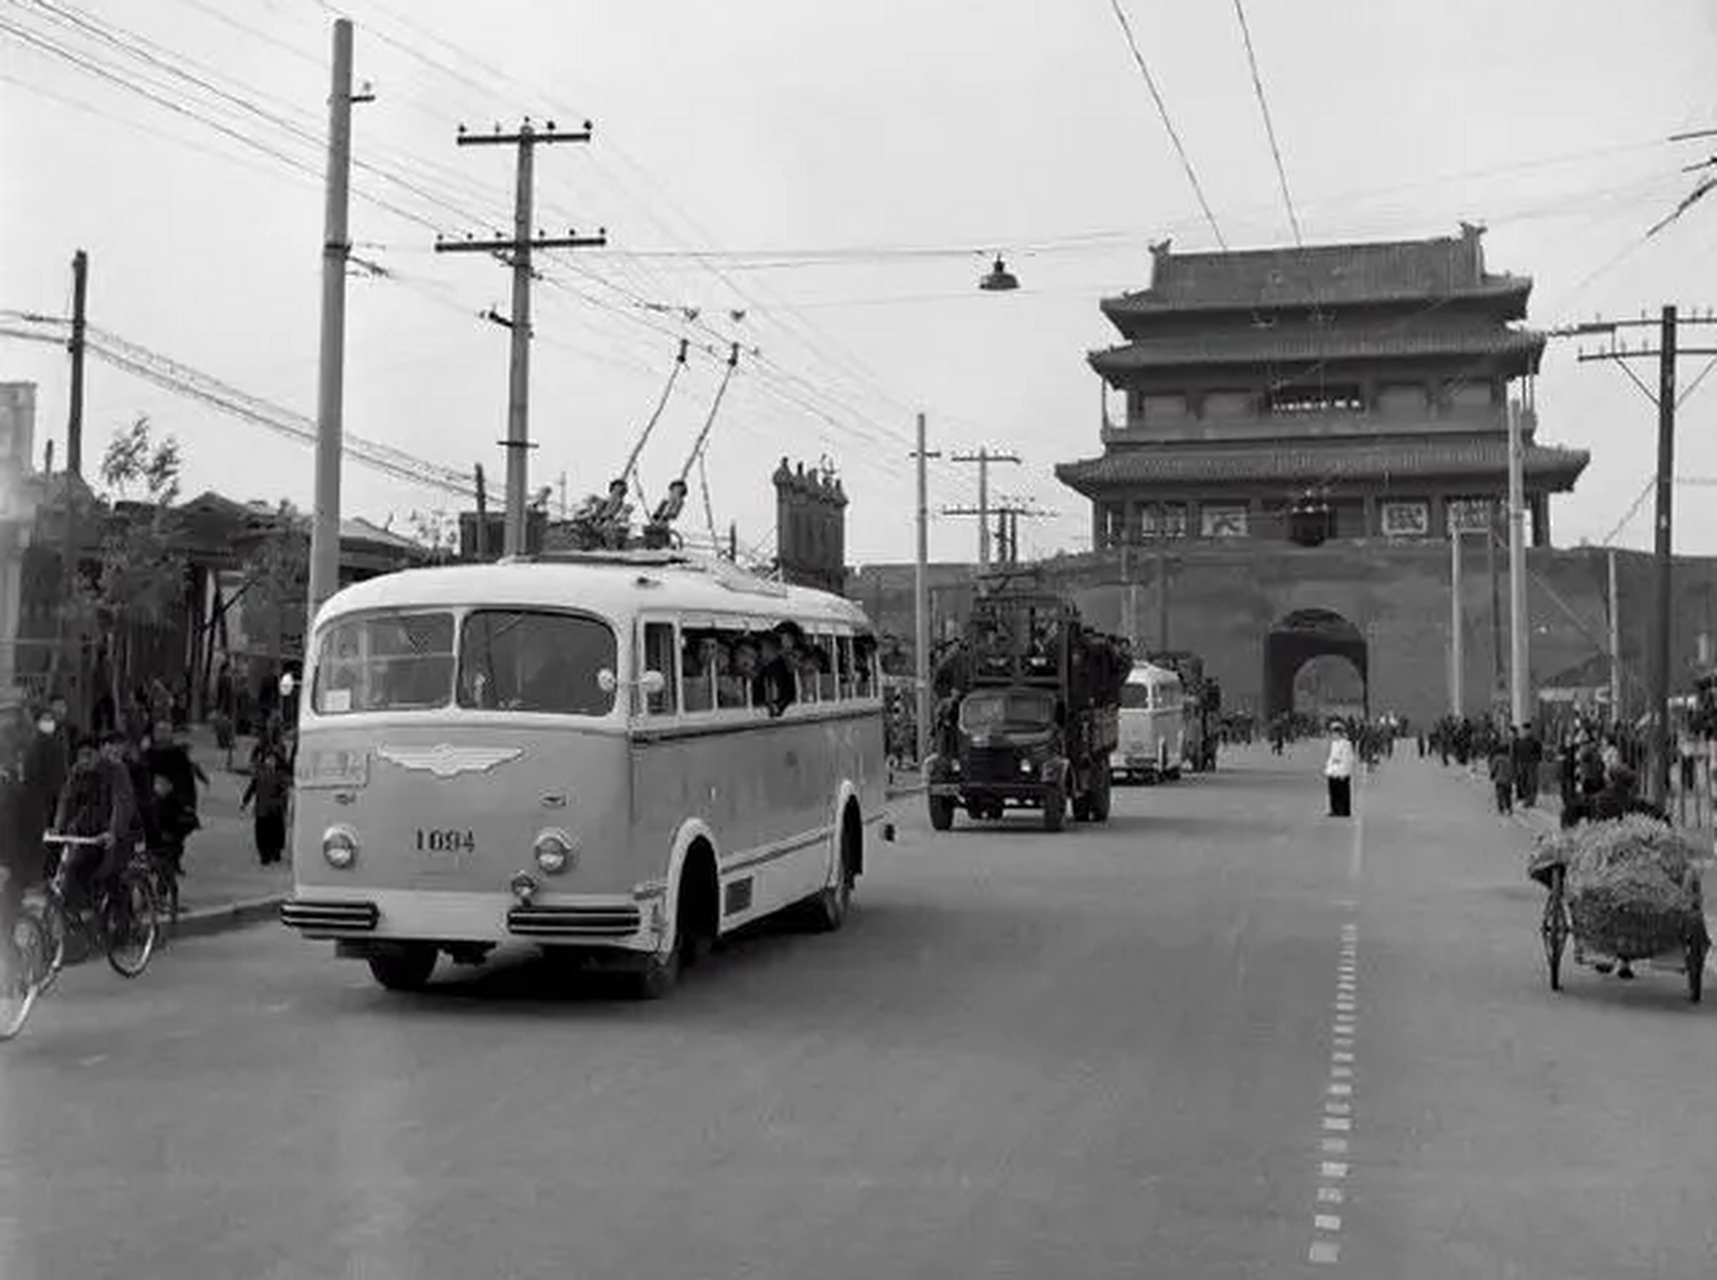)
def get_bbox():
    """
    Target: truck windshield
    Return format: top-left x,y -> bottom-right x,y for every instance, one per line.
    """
1121,684 -> 1151,710
960,690 -> 1056,733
